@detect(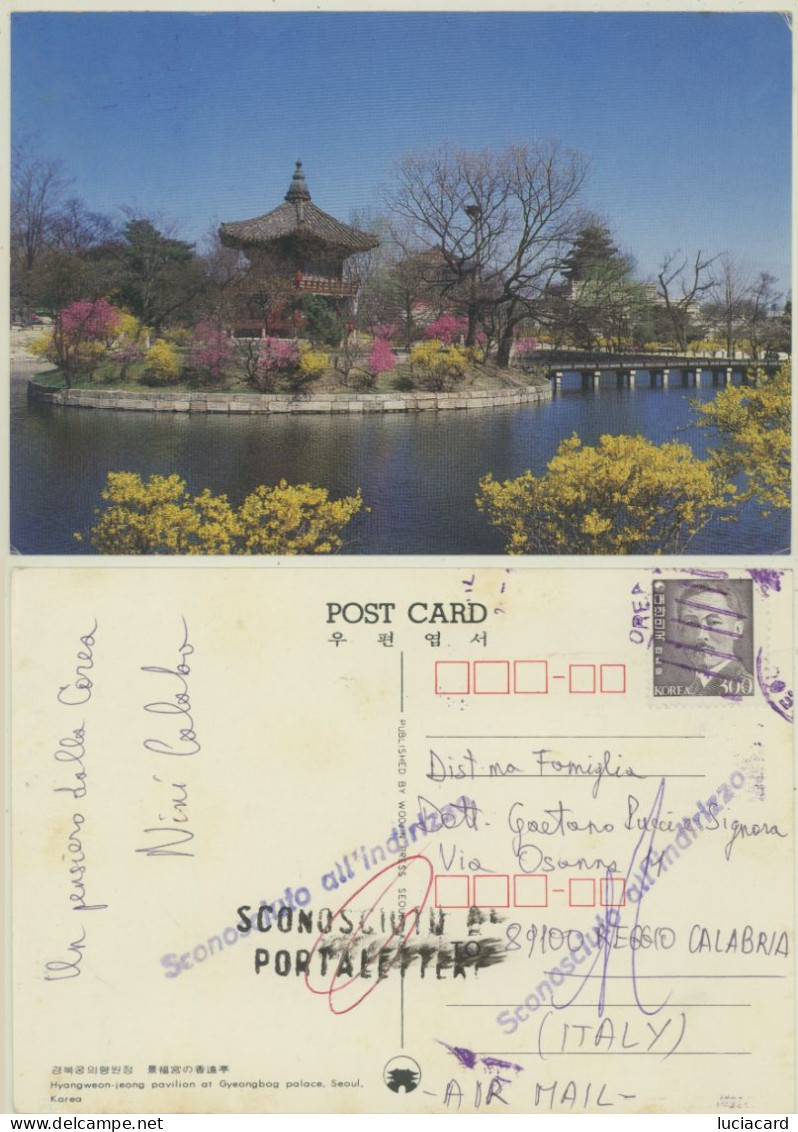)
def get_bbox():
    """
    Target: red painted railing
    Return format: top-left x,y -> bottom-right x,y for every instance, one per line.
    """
296,275 -> 357,297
